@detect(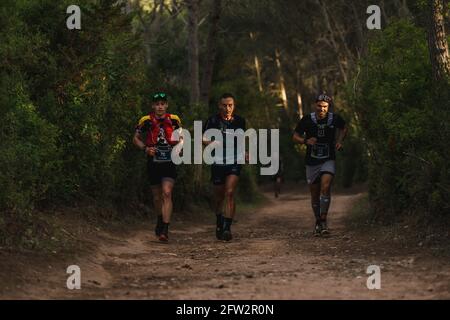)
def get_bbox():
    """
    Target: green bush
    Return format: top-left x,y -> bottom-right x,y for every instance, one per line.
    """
348,20 -> 450,221
0,77 -> 59,213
